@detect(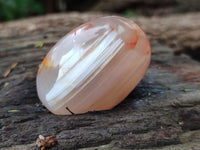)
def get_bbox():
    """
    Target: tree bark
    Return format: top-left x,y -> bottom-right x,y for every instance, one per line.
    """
0,12 -> 200,149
